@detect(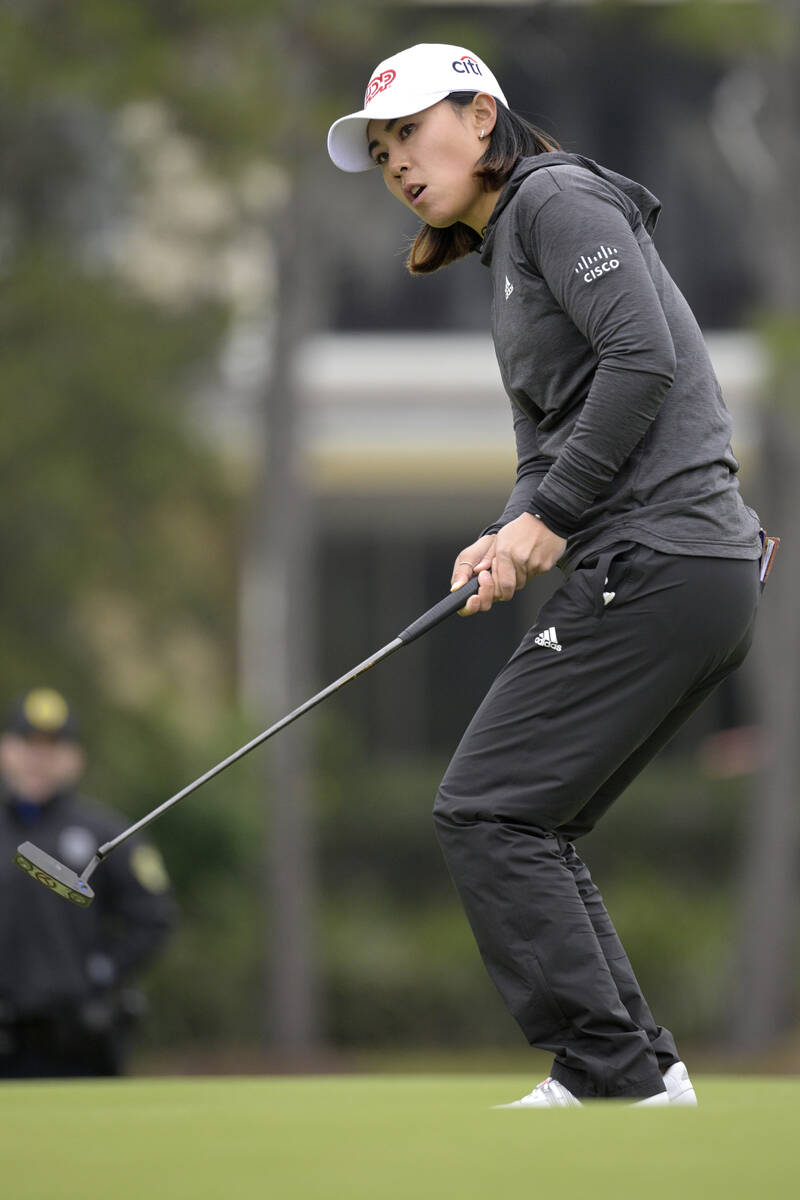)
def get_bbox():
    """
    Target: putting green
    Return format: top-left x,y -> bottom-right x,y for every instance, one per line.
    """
0,1074 -> 796,1199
